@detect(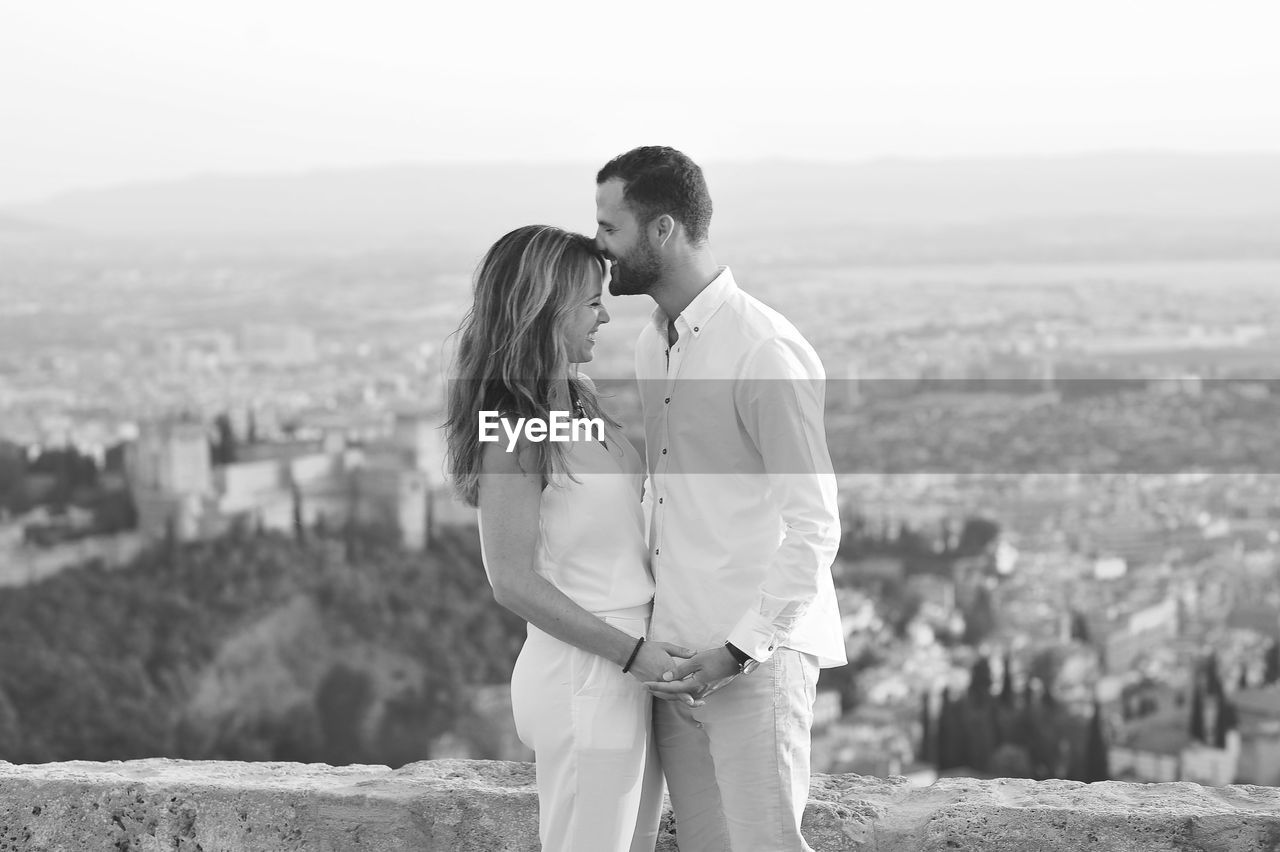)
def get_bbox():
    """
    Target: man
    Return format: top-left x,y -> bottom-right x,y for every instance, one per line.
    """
594,146 -> 845,852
